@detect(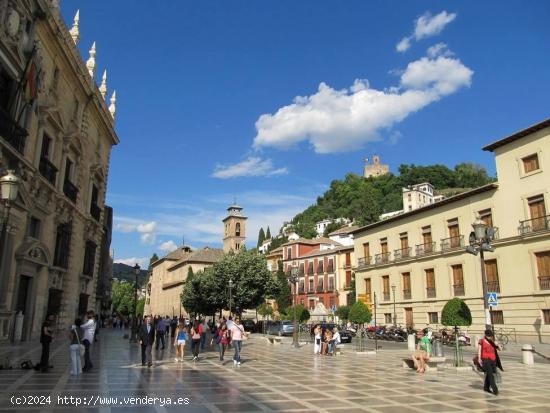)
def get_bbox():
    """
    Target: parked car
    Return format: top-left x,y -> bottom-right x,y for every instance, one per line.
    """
267,320 -> 294,336
310,323 -> 352,343
241,319 -> 256,333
